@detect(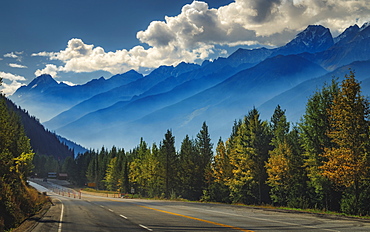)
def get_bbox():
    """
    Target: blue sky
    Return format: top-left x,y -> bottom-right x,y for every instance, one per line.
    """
1,0 -> 369,95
